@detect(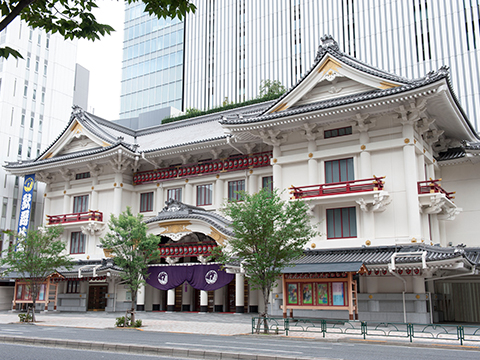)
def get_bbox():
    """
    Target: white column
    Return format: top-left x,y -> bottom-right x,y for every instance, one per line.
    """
215,177 -> 224,208
167,289 -> 175,312
63,182 -> 71,214
112,173 -> 123,216
430,214 -> 440,244
156,183 -> 164,210
90,176 -> 98,210
185,181 -> 193,205
272,145 -> 282,194
44,184 -> 51,225
248,174 -> 258,194
200,290 -> 208,312
235,273 -> 245,313
137,284 -> 145,311
307,140 -> 318,185
359,131 -> 372,179
403,122 -> 421,241
214,287 -> 225,312
106,280 -> 115,312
